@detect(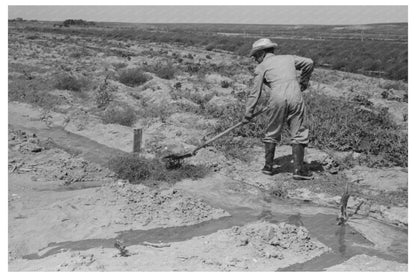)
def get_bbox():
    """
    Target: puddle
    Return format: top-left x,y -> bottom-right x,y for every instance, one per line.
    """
278,216 -> 407,271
